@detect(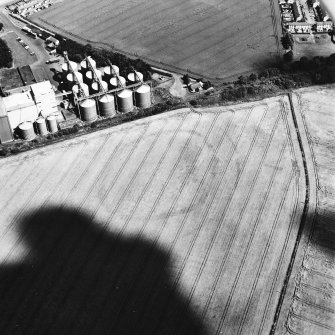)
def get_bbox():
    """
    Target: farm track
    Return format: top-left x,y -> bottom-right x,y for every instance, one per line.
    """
0,96 -> 309,335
